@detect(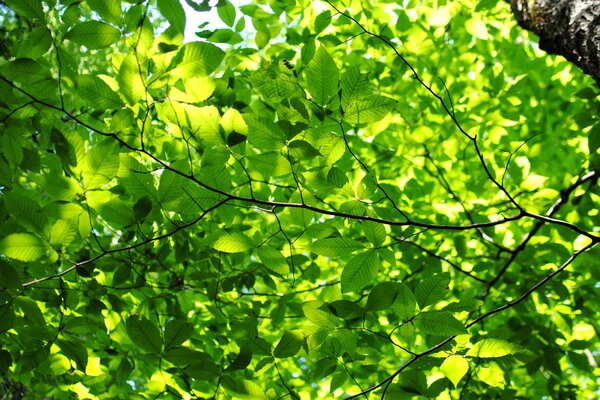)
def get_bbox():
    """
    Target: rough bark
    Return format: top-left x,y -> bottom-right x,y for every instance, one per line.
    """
510,0 -> 600,84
